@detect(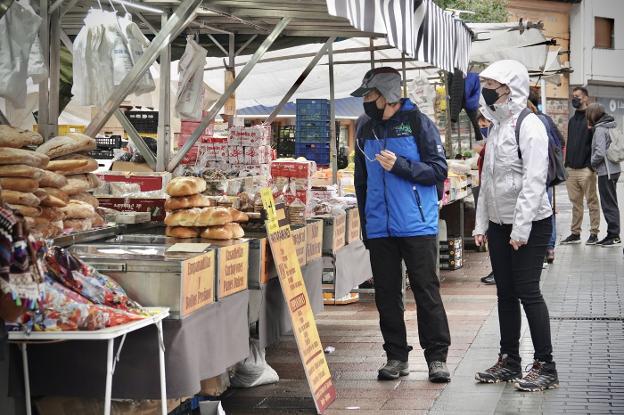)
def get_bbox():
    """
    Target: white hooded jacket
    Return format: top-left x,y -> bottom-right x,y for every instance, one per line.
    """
473,60 -> 552,242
